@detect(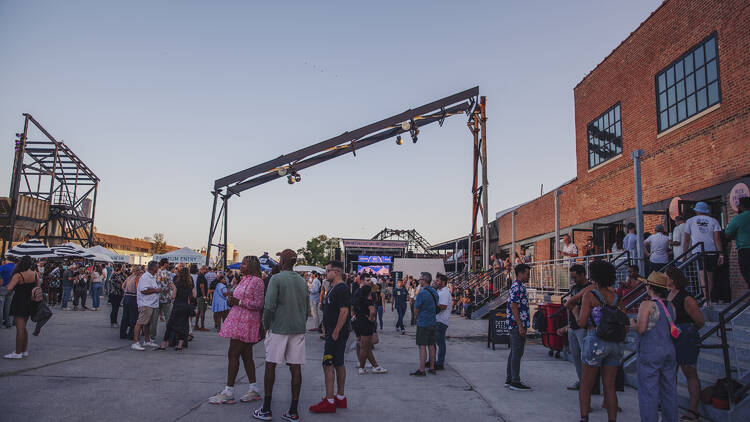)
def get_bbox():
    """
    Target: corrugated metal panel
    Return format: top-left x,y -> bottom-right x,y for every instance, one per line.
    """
17,196 -> 50,220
